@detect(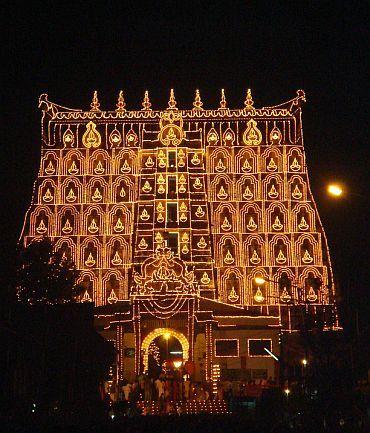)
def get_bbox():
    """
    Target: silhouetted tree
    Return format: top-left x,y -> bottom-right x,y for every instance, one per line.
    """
16,237 -> 82,304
